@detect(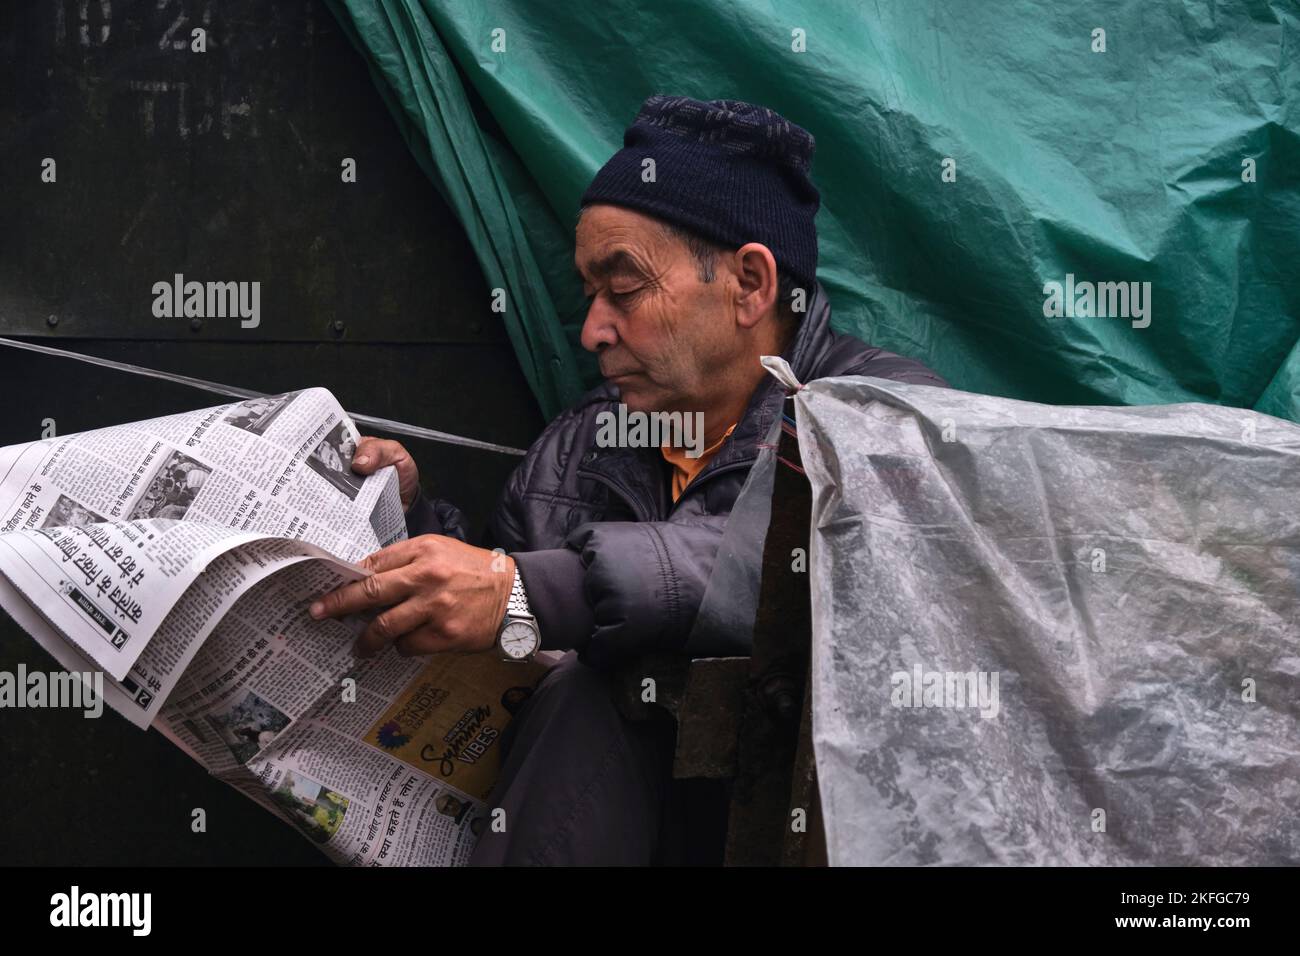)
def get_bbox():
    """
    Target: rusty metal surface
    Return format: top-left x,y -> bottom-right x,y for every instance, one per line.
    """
616,653 -> 747,779
671,657 -> 748,780
782,672 -> 827,866
724,399 -> 813,866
